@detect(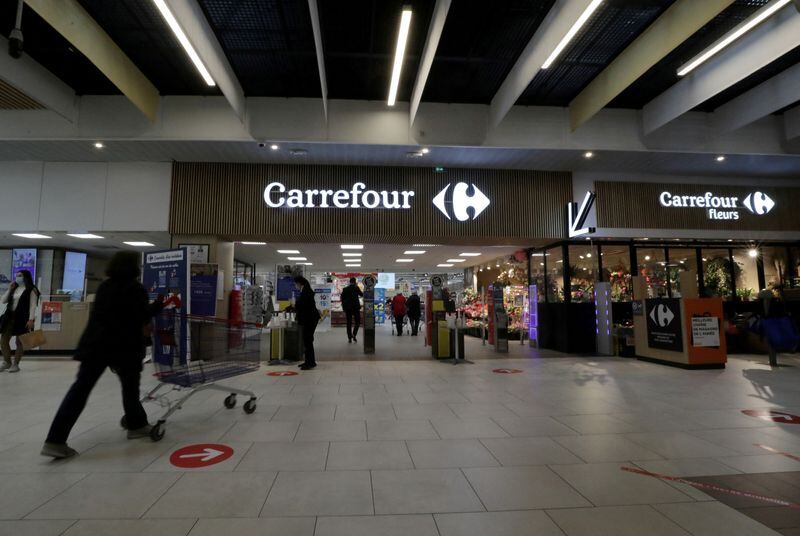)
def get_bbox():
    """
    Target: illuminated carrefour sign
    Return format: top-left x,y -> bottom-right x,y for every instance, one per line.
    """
264,182 -> 415,209
432,182 -> 490,221
658,190 -> 775,220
